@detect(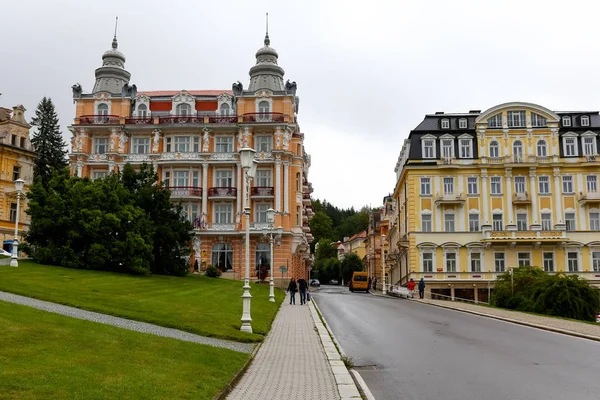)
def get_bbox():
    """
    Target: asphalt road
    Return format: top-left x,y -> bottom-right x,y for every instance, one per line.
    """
312,285 -> 600,400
